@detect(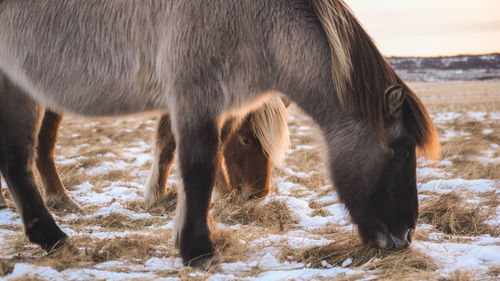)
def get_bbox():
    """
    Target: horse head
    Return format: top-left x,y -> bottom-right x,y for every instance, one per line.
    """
329,85 -> 439,249
222,96 -> 289,199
